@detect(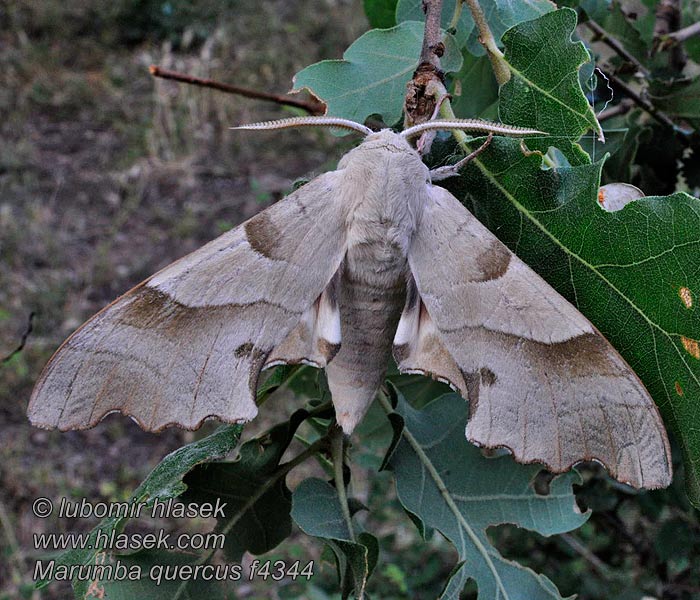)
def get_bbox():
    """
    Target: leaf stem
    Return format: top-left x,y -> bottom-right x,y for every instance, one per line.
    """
172,437 -> 326,600
464,0 -> 510,85
331,424 -> 356,542
447,0 -> 464,34
436,86 -> 470,150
